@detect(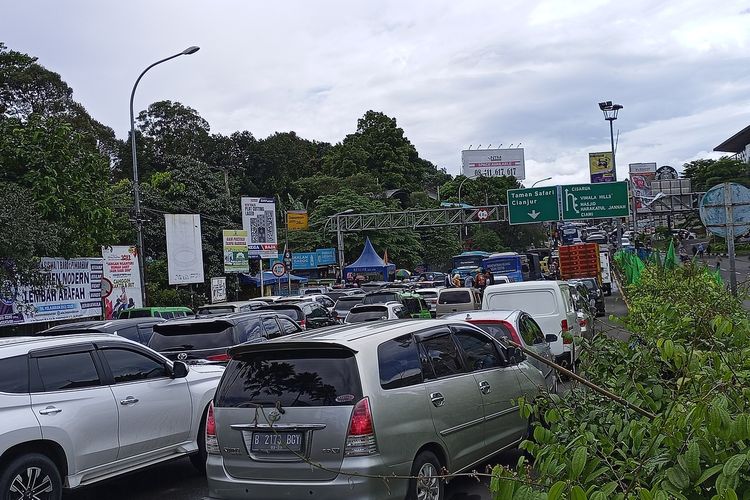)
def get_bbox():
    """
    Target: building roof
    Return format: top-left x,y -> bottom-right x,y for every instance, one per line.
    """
714,124 -> 750,153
